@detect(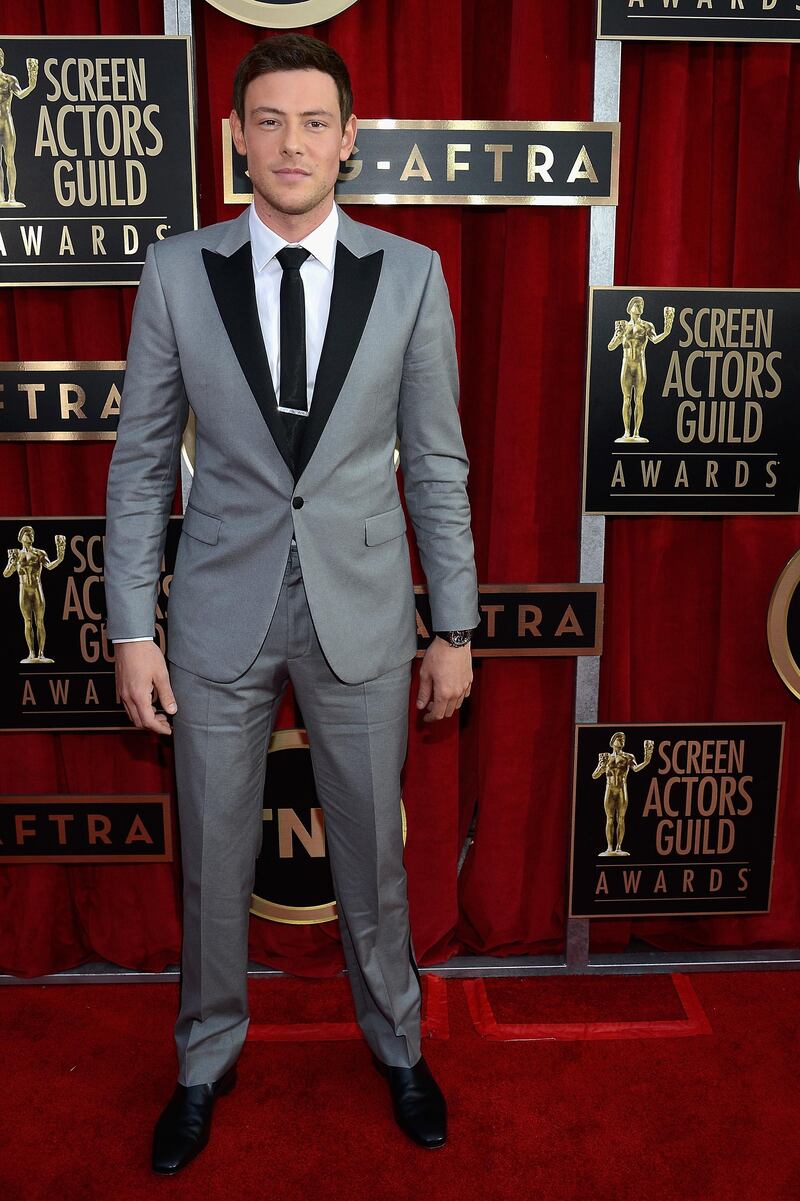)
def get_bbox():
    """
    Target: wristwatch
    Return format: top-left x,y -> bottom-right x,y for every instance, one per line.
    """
434,629 -> 474,648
